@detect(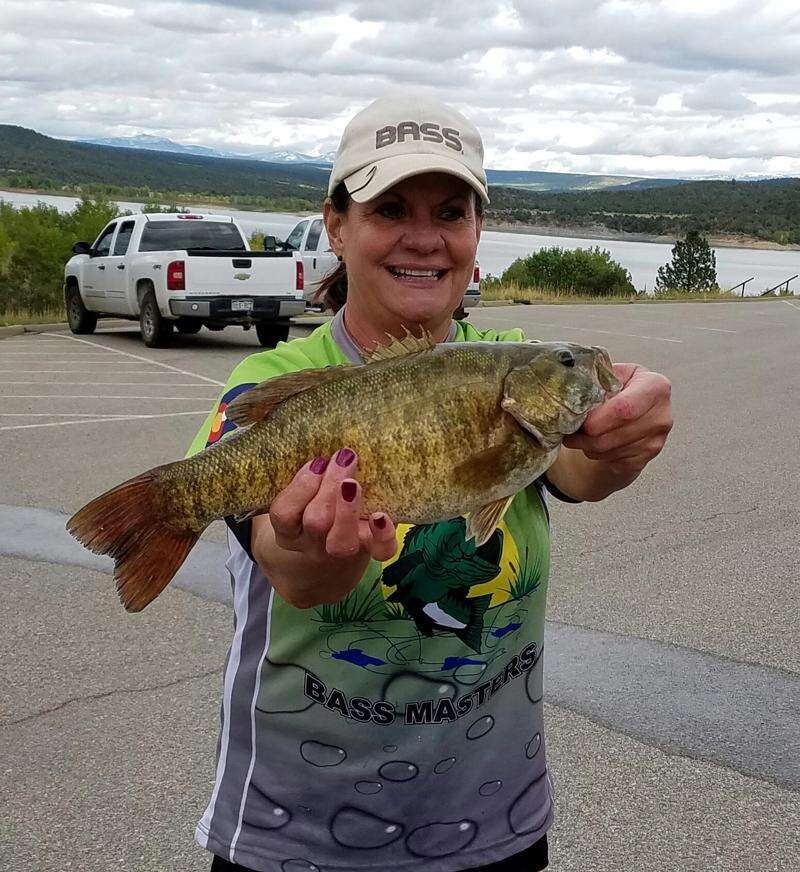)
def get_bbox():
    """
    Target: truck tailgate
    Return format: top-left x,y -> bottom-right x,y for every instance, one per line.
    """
183,250 -> 300,297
